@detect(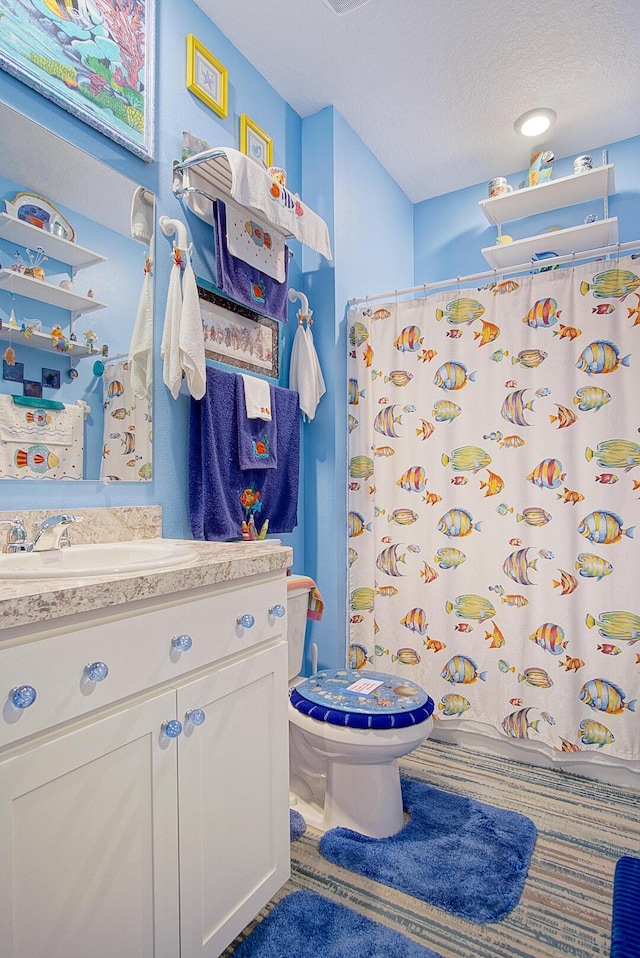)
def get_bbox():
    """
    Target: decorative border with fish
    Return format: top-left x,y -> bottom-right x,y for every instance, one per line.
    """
0,0 -> 155,161
198,282 -> 279,379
